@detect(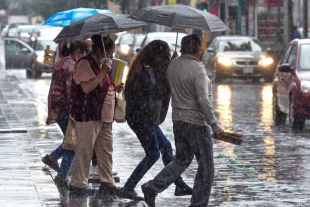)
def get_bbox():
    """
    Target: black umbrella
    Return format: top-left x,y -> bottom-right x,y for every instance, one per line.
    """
130,4 -> 228,31
129,4 -> 229,51
54,13 -> 148,43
